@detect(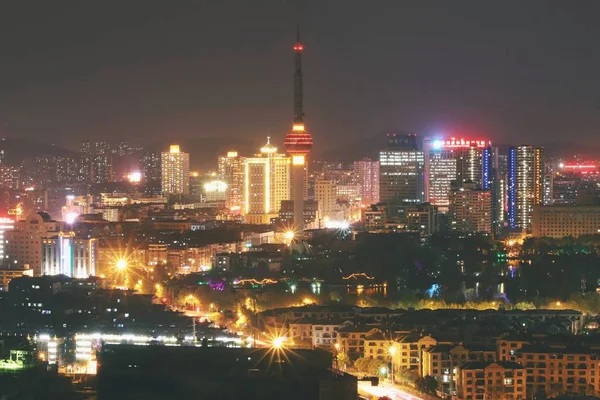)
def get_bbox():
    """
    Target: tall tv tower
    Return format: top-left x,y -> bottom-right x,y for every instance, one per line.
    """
284,25 -> 313,233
